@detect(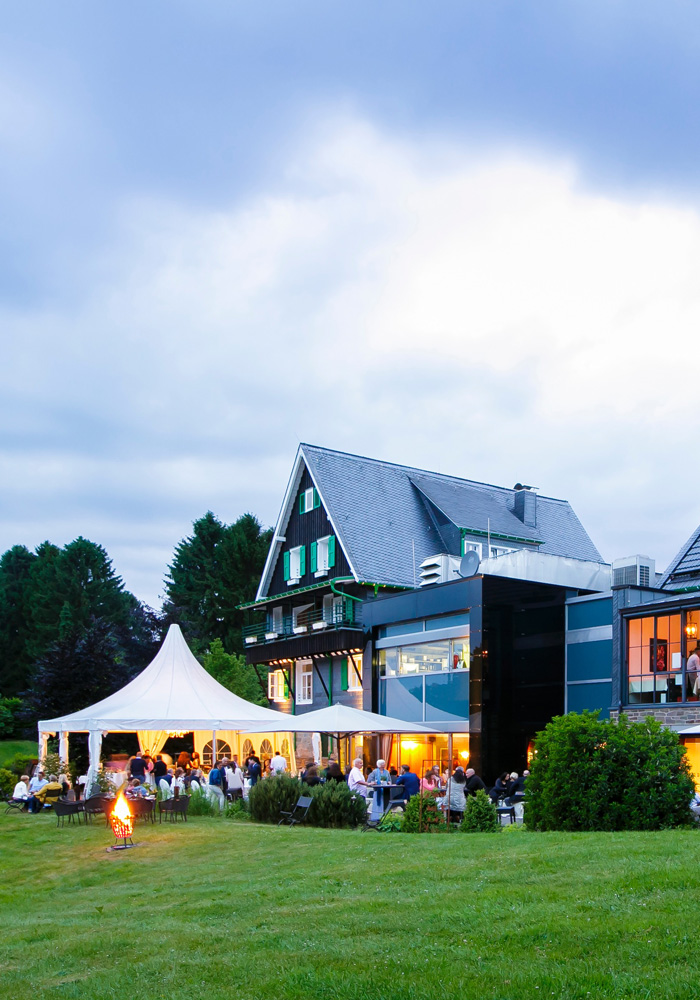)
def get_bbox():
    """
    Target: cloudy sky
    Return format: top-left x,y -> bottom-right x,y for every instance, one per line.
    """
3,1 -> 700,608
